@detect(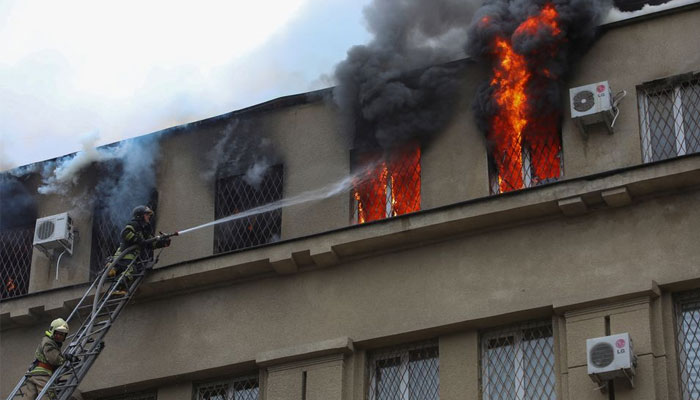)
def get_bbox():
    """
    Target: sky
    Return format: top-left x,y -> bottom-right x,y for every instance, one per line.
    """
1,0 -> 697,171
0,0 -> 373,170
